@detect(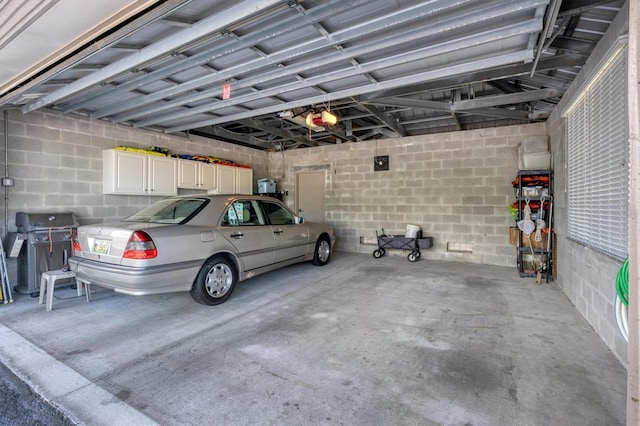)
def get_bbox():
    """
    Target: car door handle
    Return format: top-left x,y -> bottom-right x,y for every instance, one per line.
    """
273,229 -> 283,235
230,232 -> 244,238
